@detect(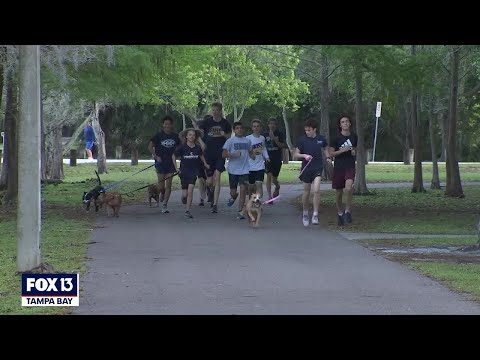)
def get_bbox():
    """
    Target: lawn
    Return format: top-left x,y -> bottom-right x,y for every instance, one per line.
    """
295,186 -> 480,235
0,208 -> 93,315
407,262 -> 480,301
